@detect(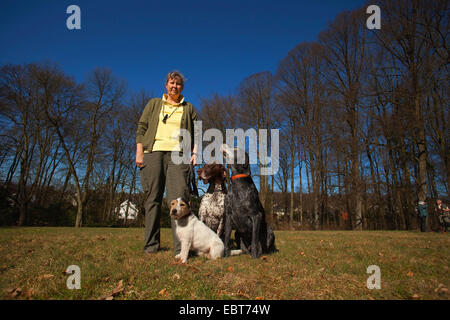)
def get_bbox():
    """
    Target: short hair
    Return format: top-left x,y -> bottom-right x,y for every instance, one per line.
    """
166,70 -> 186,86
